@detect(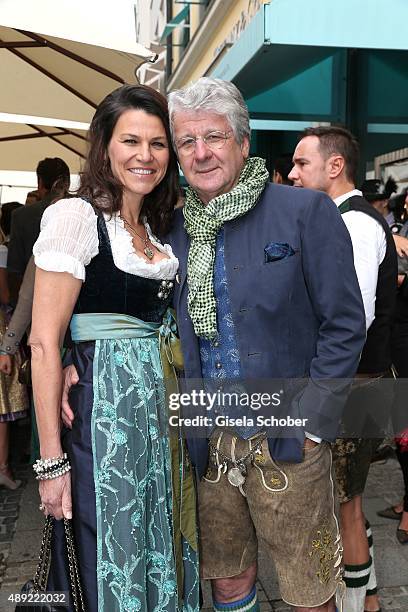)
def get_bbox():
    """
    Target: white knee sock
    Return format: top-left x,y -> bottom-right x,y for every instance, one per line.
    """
343,557 -> 372,612
365,520 -> 378,597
